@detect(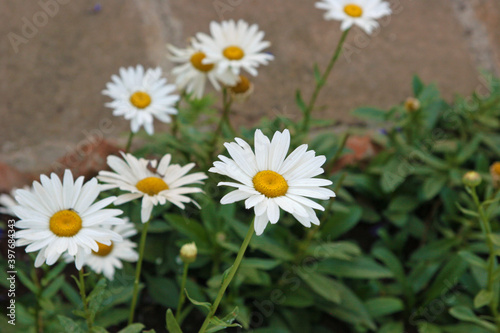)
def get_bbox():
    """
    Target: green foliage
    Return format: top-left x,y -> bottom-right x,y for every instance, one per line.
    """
2,74 -> 500,333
